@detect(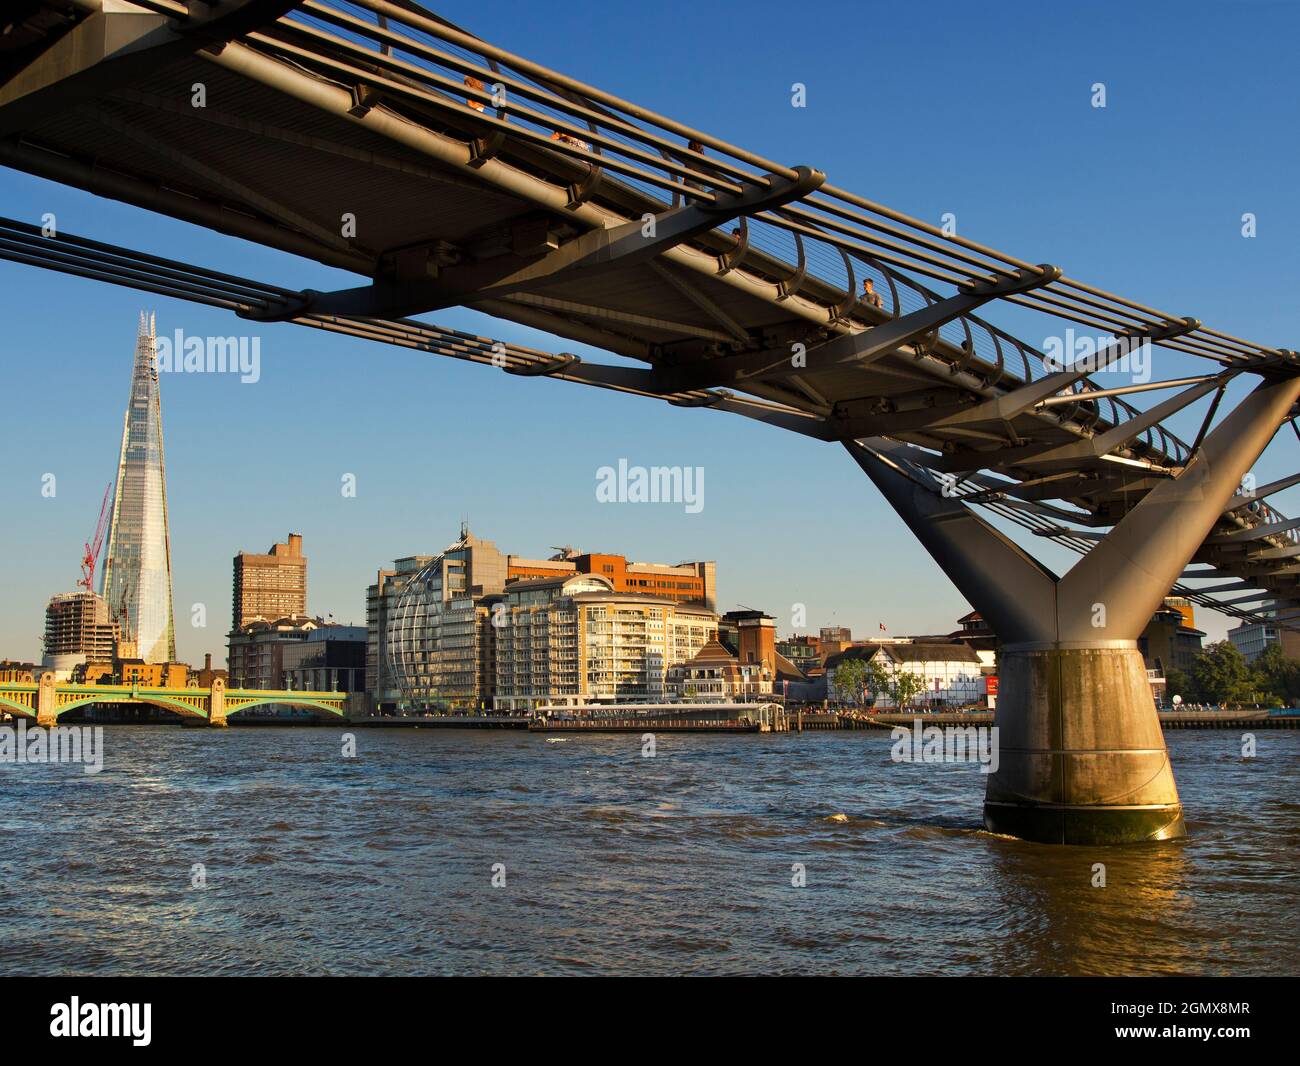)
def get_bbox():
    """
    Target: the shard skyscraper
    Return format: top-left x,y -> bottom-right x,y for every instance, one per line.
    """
100,312 -> 176,663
